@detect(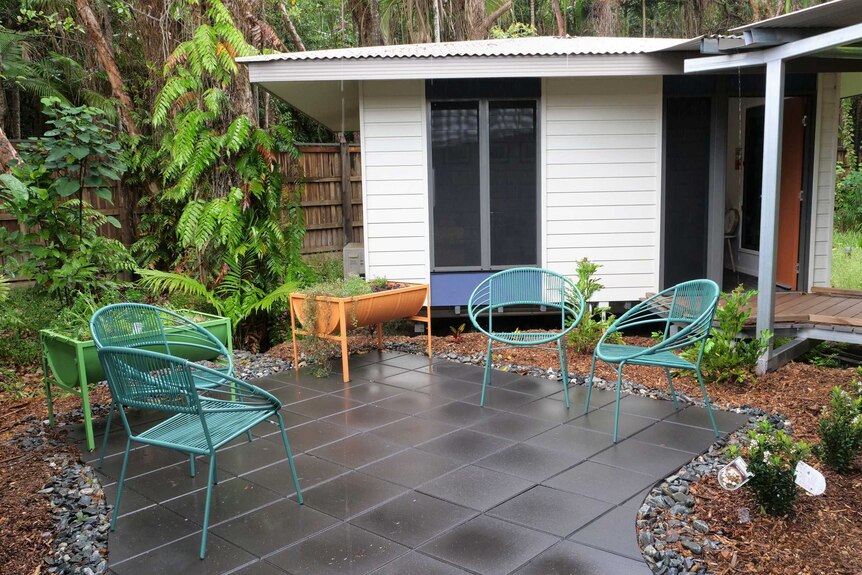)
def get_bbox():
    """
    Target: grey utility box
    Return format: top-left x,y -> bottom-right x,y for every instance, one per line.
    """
343,243 -> 366,277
